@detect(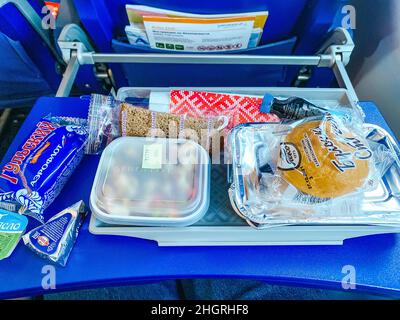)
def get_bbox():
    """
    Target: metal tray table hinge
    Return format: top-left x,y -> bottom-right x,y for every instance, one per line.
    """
57,24 -> 116,95
294,28 -> 356,98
